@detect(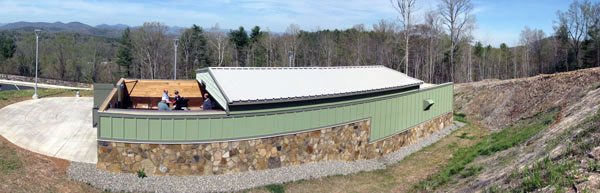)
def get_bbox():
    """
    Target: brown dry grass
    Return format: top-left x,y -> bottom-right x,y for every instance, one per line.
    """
247,122 -> 488,193
0,135 -> 99,193
0,88 -> 99,193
